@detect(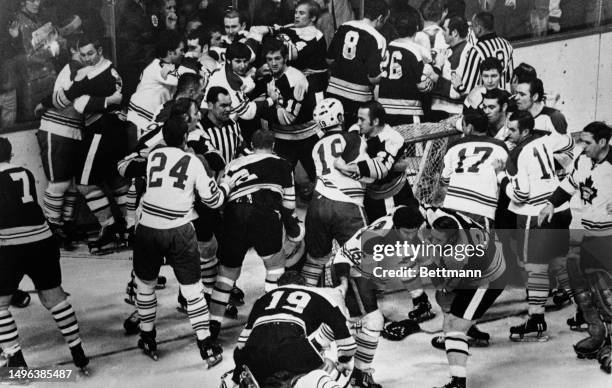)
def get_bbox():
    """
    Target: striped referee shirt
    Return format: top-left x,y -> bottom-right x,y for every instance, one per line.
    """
187,115 -> 243,174
457,33 -> 514,94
